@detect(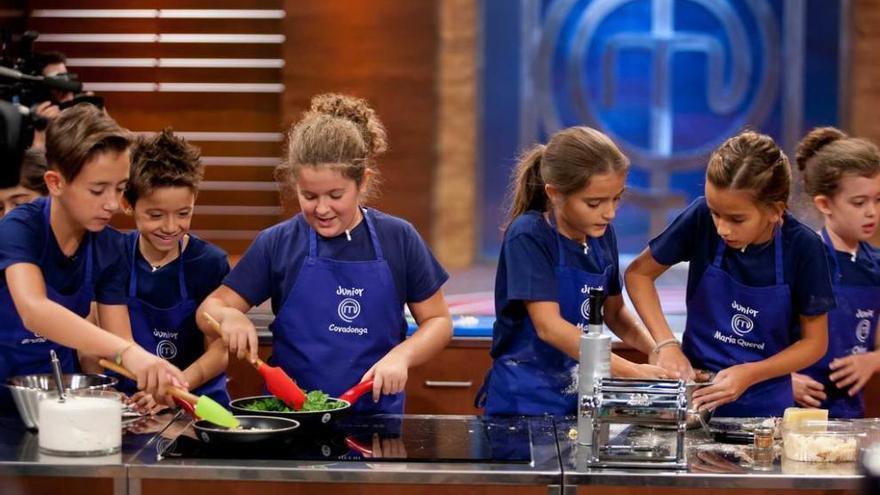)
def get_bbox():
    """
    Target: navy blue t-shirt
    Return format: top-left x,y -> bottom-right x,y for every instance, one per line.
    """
829,243 -> 880,288
124,231 -> 230,307
490,210 -> 623,358
224,209 -> 449,314
649,197 -> 836,317
0,197 -> 127,304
